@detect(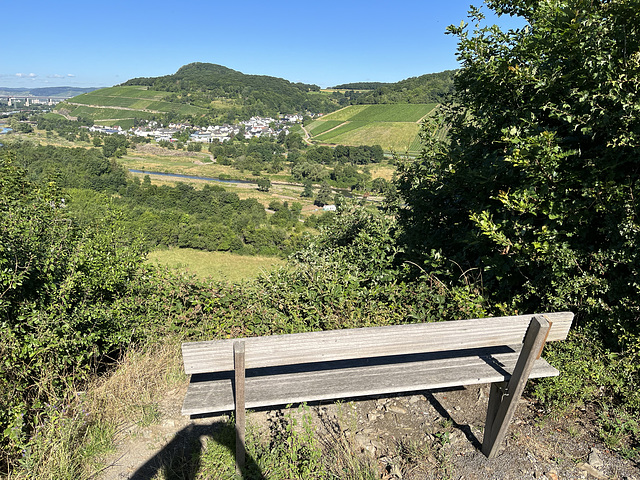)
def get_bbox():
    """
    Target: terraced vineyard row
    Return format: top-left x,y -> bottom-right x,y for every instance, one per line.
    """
58,86 -> 207,124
